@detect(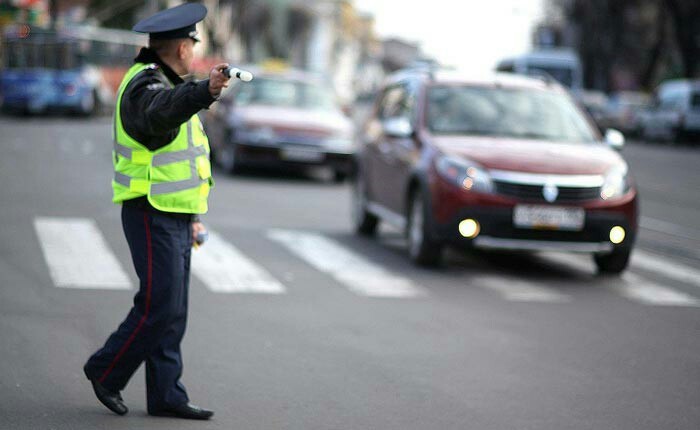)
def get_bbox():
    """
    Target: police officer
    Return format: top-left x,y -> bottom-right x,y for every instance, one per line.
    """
82,3 -> 229,420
